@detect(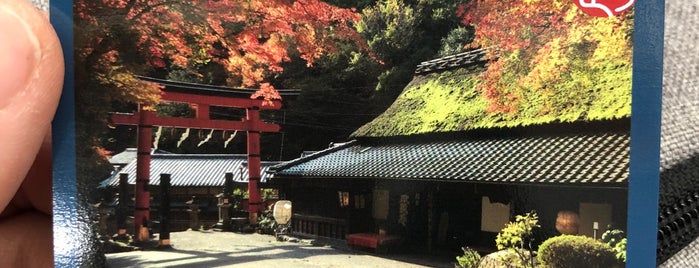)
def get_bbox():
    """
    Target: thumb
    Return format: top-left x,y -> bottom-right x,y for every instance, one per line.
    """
0,0 -> 64,212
